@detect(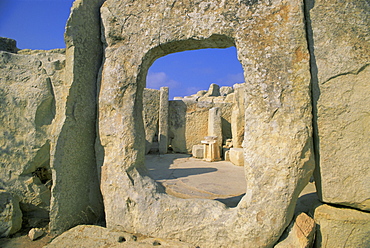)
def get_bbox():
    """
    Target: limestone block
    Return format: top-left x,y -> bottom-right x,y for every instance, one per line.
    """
192,145 -> 204,159
275,212 -> 315,248
50,0 -> 105,234
158,87 -> 169,154
208,107 -> 222,148
313,204 -> 370,248
307,0 -> 370,211
0,190 -> 22,237
142,88 -> 160,154
220,86 -> 233,96
205,83 -> 220,97
229,148 -> 244,166
28,228 -> 45,241
45,225 -> 194,248
99,0 -> 313,247
231,83 -> 246,148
